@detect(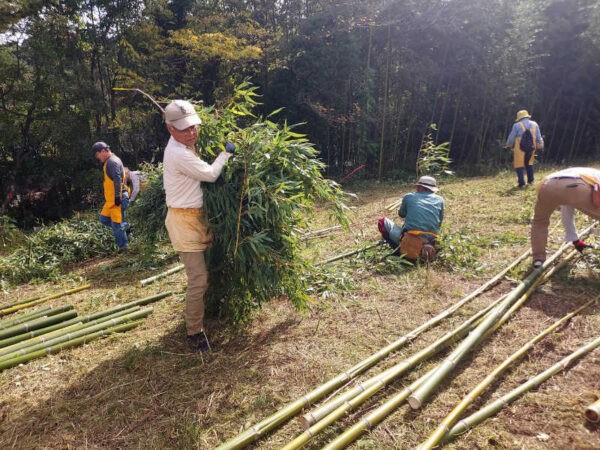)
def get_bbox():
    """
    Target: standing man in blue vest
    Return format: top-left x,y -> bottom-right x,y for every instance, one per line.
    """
506,109 -> 544,188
